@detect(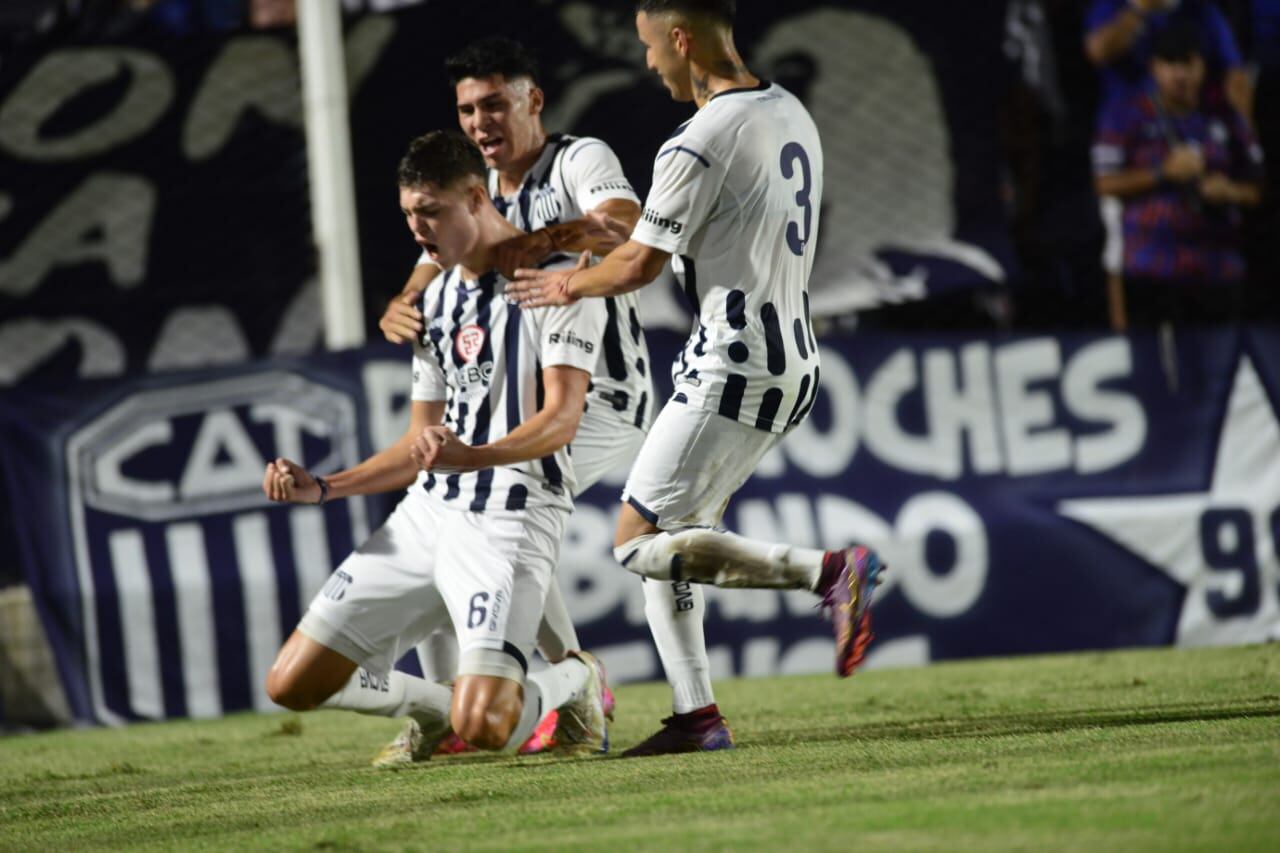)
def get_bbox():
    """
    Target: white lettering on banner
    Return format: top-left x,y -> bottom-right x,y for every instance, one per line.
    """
1062,339 -> 1146,473
0,49 -> 174,160
777,338 -> 1146,481
183,38 -> 302,161
95,420 -> 177,505
179,410 -> 270,500
895,492 -> 987,617
0,173 -> 155,297
1060,357 -> 1280,646
0,319 -> 125,386
66,372 -> 368,723
996,339 -> 1073,475
925,343 -> 1002,477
